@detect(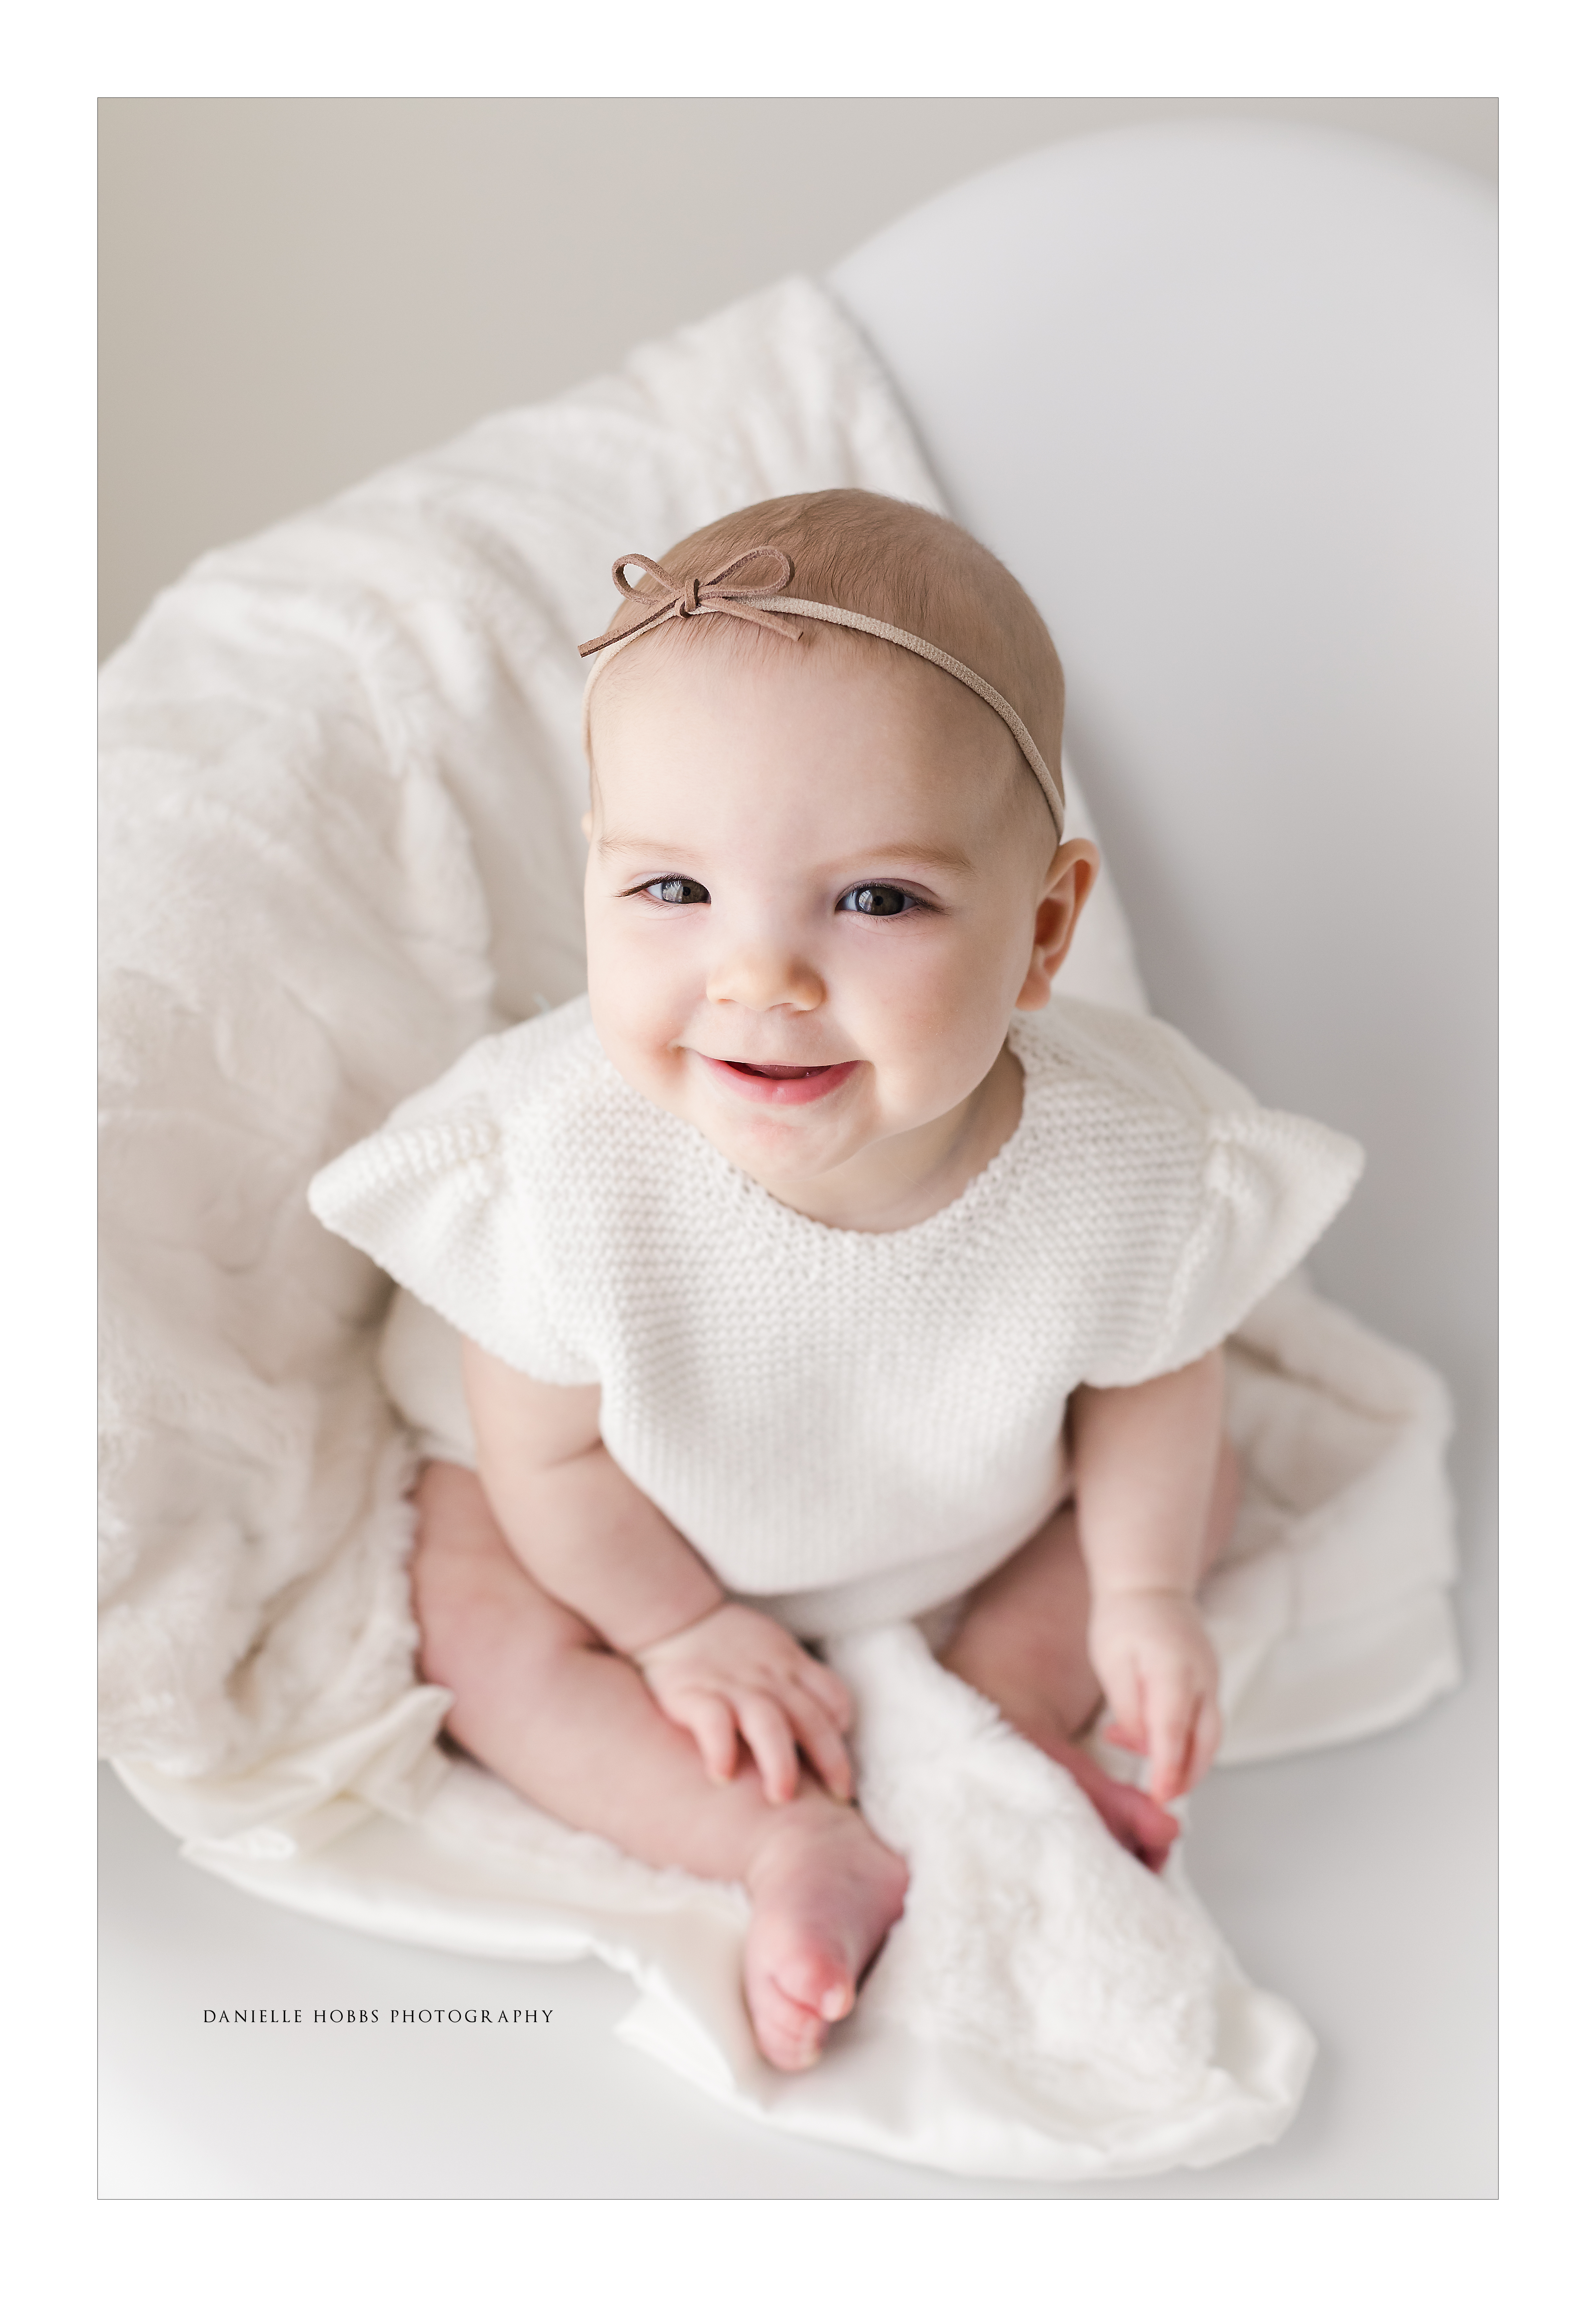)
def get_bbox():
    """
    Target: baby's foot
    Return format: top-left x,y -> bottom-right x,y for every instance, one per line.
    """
1009,1712 -> 1181,1871
743,1798 -> 909,2073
